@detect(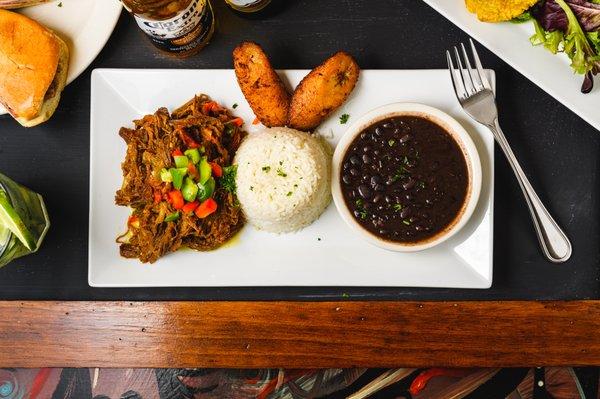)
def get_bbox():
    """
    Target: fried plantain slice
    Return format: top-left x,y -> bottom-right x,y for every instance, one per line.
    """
288,51 -> 359,131
233,41 -> 290,127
